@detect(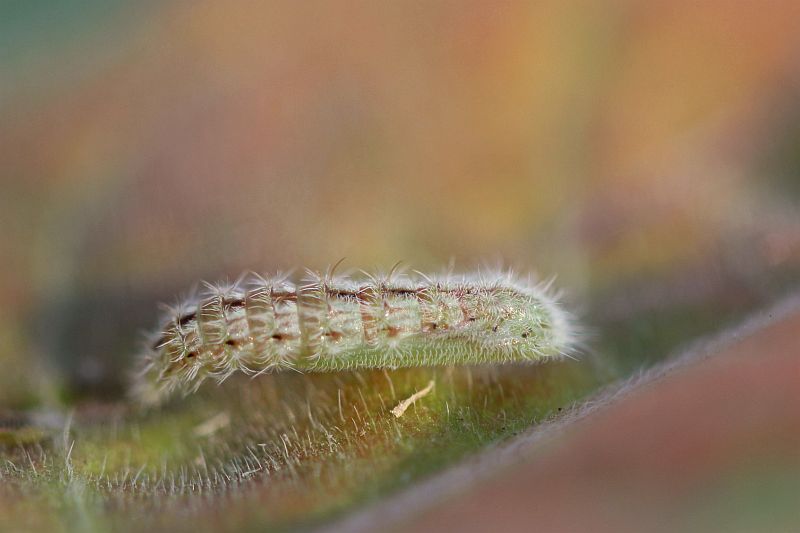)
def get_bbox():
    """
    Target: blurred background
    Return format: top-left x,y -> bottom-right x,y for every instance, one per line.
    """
1,0 -> 799,403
